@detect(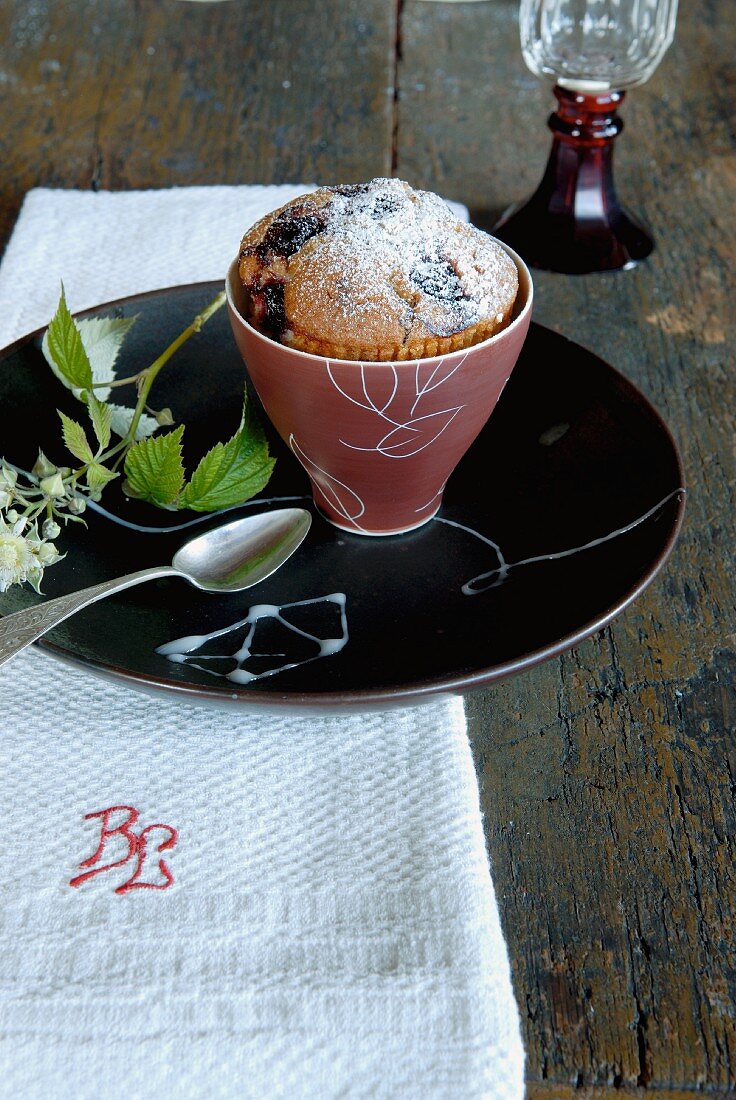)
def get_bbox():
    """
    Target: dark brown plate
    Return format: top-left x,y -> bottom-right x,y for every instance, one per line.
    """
0,283 -> 685,710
